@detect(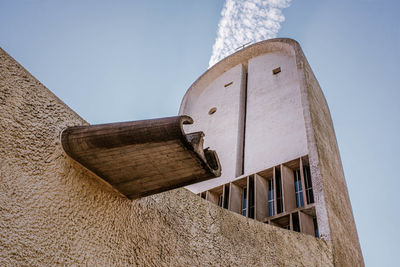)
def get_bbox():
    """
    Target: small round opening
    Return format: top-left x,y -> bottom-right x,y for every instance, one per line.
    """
208,107 -> 217,115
